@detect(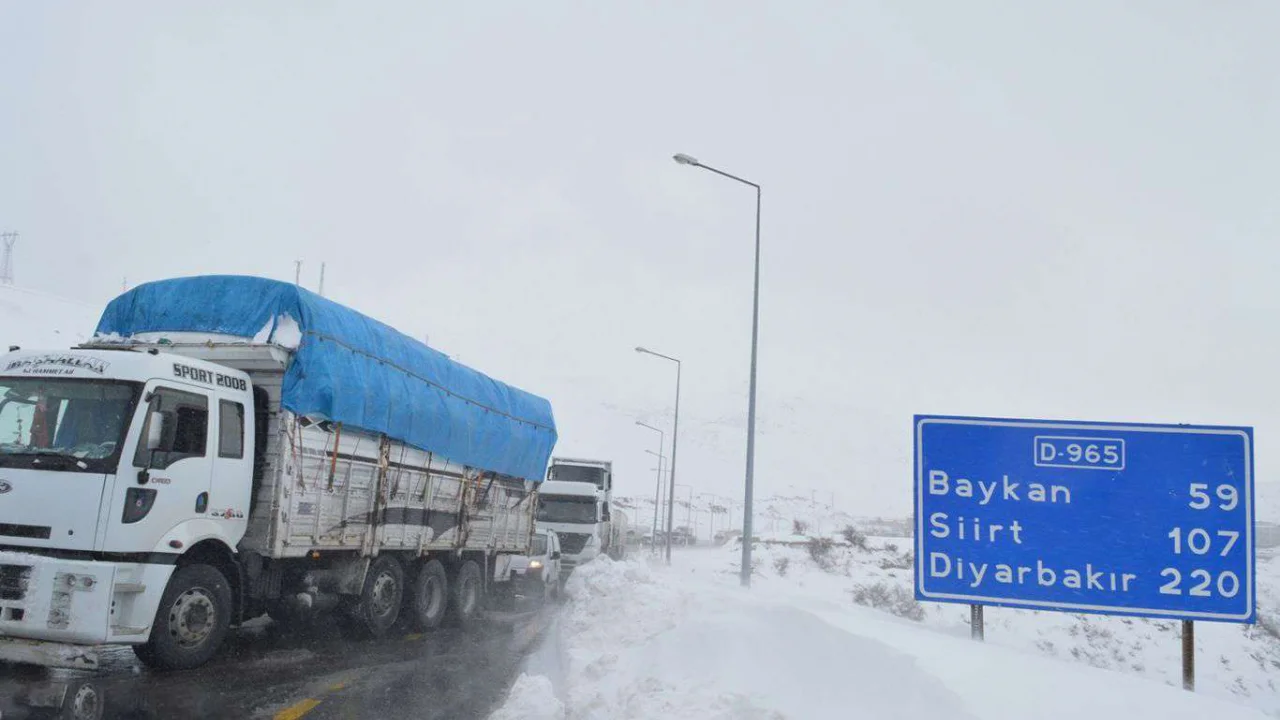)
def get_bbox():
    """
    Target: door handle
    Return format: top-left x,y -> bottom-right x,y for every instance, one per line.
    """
195,492 -> 208,514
